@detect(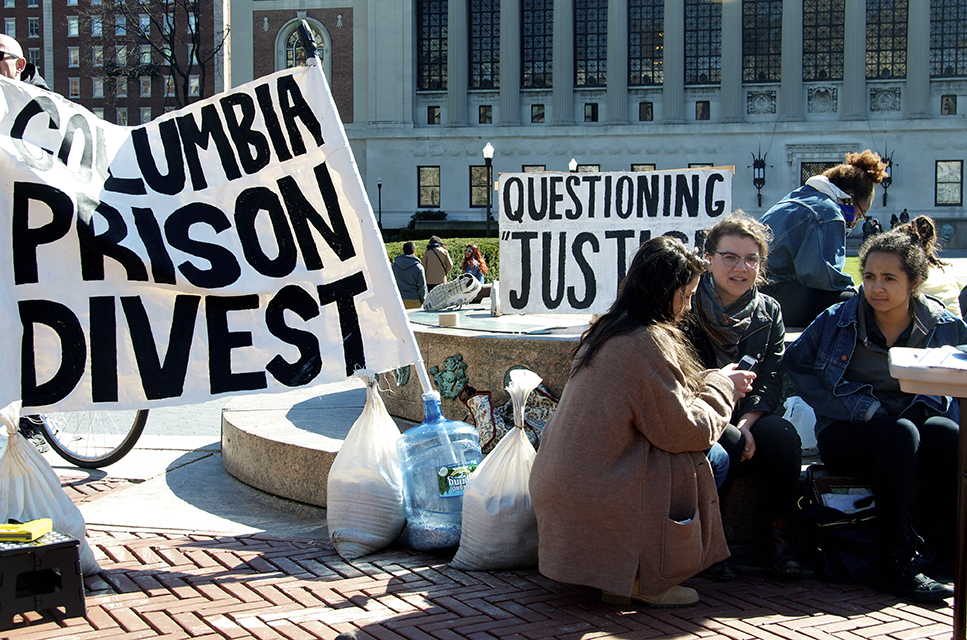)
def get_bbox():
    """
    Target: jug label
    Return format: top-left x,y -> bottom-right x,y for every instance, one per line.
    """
436,463 -> 478,497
